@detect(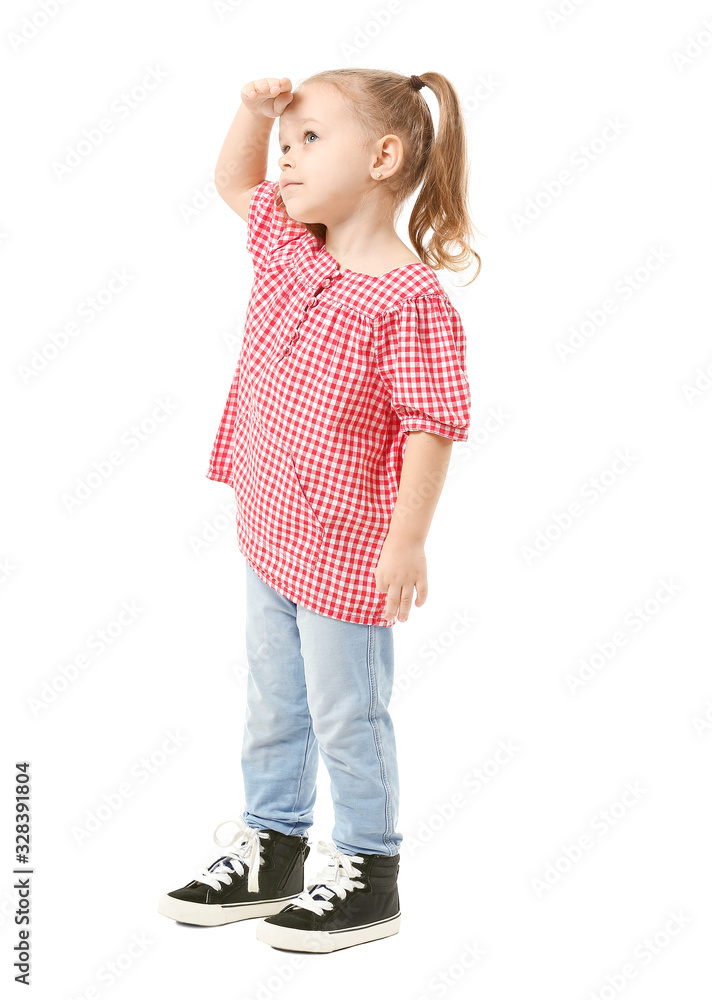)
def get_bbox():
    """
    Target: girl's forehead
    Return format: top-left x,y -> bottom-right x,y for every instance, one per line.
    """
284,83 -> 343,120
